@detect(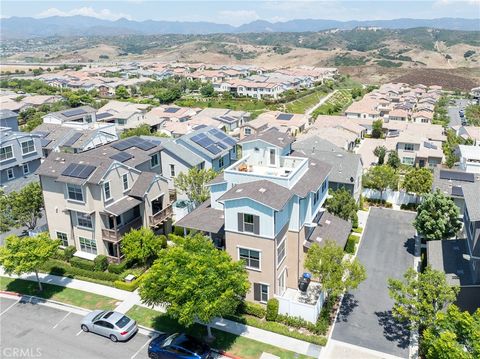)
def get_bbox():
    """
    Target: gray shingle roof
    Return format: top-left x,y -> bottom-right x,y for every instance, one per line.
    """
291,157 -> 332,197
207,173 -> 225,186
43,106 -> 96,122
463,181 -> 480,221
140,136 -> 204,167
432,167 -> 479,198
0,109 -> 17,120
178,126 -> 236,160
219,180 -> 293,211
105,196 -> 142,216
239,128 -> 294,148
304,211 -> 352,250
174,199 -> 225,234
128,172 -> 157,198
